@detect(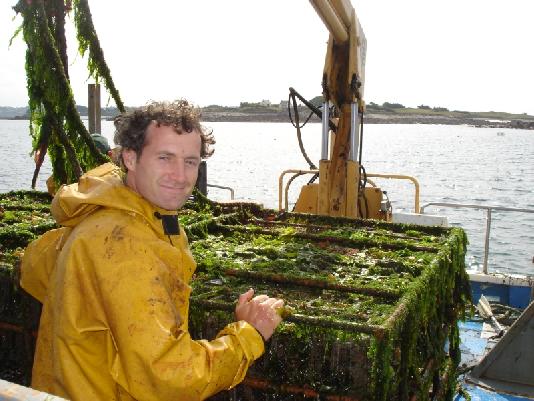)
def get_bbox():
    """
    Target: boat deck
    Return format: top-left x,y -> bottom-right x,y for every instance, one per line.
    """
457,318 -> 533,401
